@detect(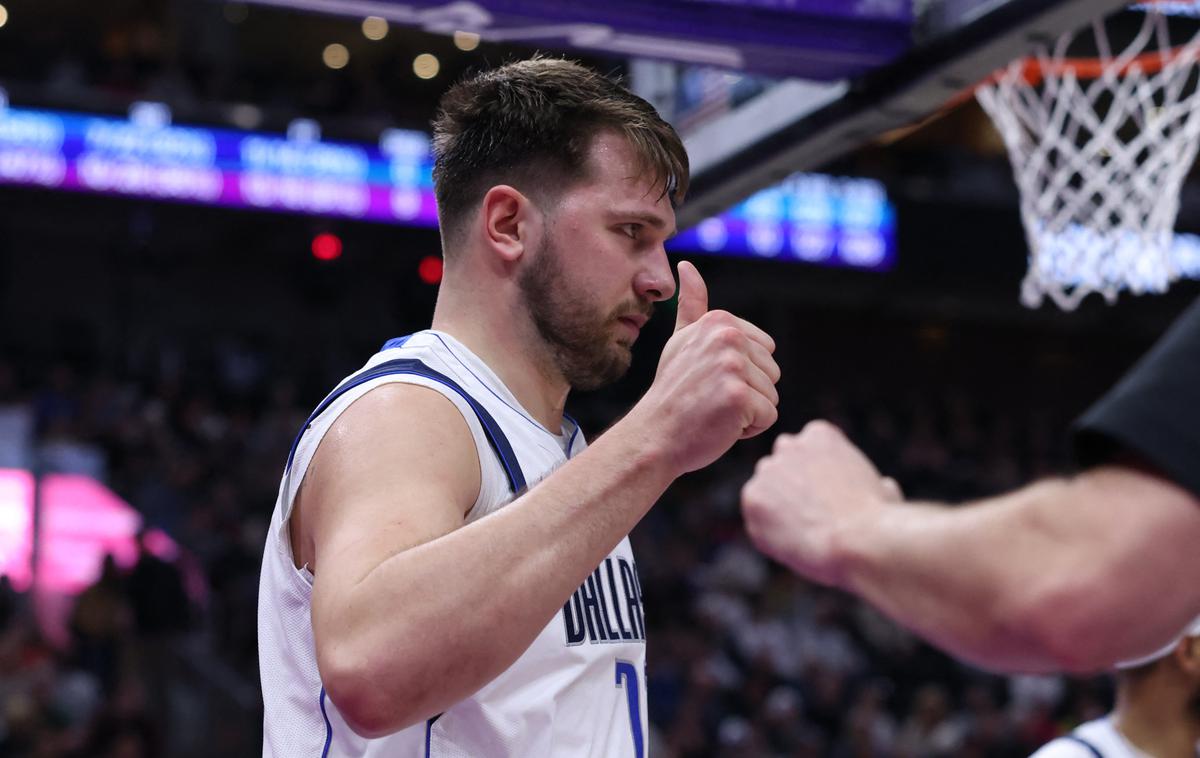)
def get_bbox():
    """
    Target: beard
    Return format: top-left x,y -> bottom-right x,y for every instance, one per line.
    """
518,237 -> 652,391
